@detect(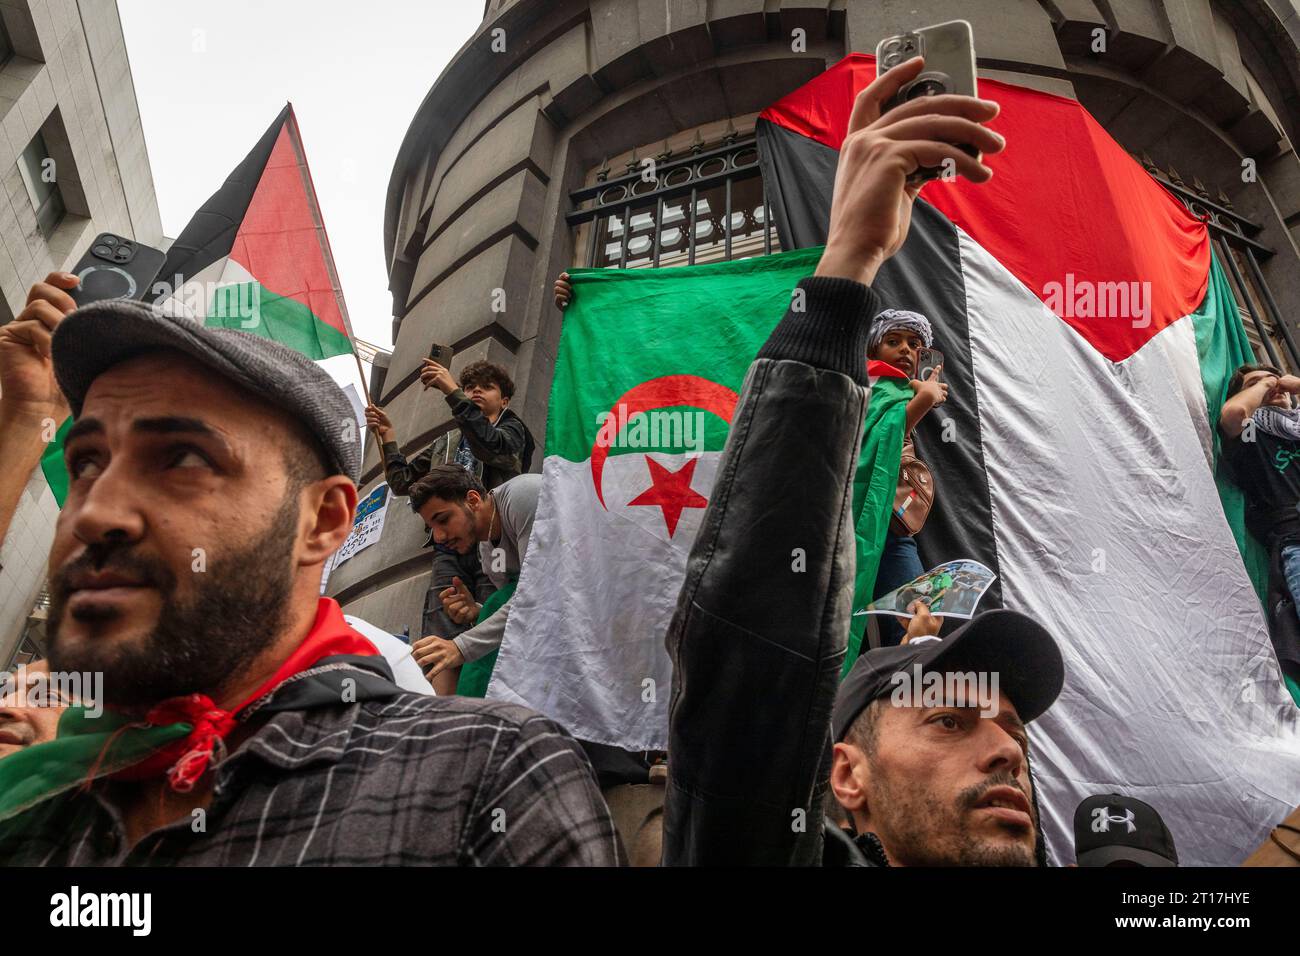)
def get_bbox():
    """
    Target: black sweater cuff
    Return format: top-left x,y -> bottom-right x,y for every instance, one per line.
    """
755,276 -> 881,386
